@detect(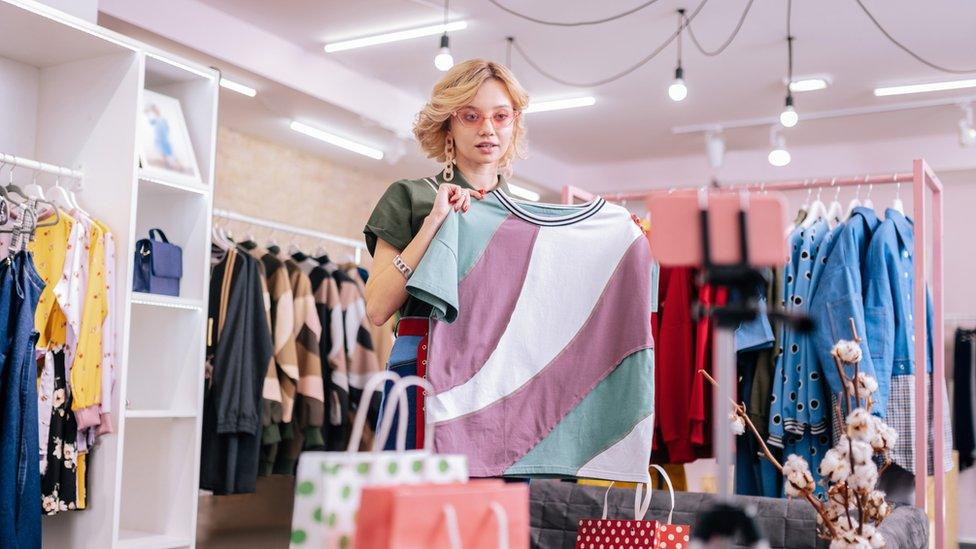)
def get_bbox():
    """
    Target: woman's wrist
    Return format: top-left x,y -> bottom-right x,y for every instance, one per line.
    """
421,213 -> 444,234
